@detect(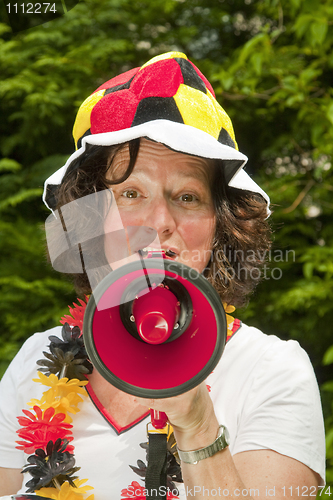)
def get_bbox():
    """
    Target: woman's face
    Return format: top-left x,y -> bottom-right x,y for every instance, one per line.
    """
105,139 -> 216,273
